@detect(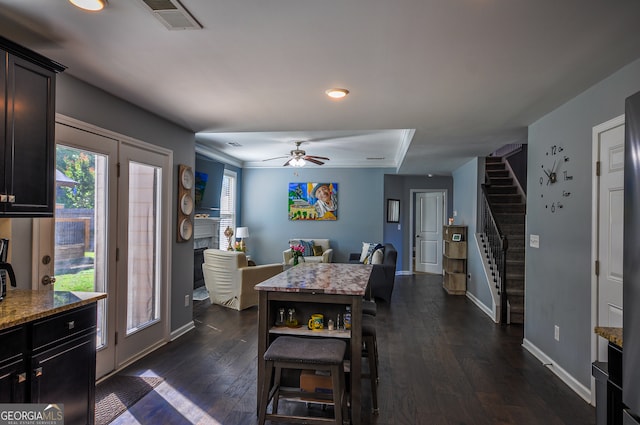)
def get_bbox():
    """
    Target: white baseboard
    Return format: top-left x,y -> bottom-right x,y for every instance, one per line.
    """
522,338 -> 592,403
170,320 -> 196,341
466,291 -> 496,322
